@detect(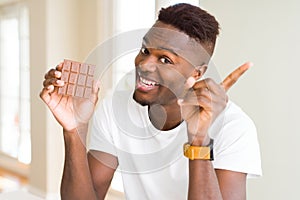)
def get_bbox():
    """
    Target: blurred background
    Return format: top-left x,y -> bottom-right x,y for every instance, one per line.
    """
0,0 -> 299,199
